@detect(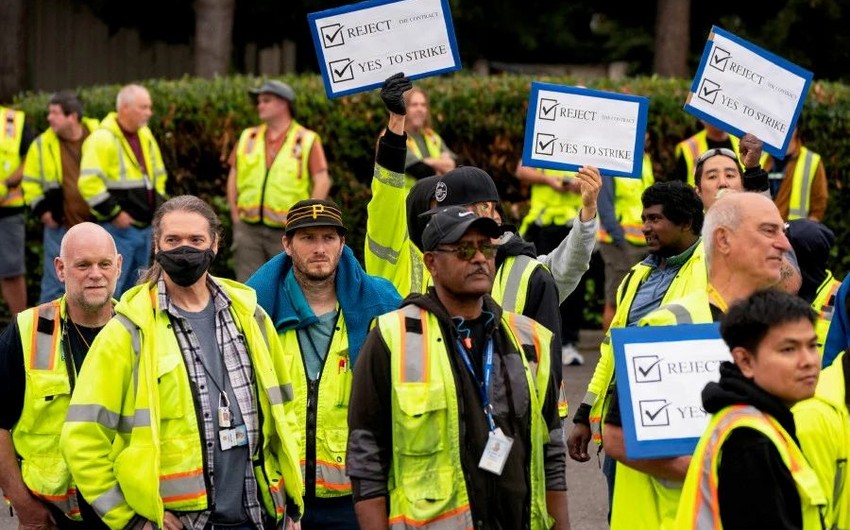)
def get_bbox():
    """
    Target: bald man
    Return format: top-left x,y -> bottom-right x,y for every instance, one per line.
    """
0,222 -> 120,529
